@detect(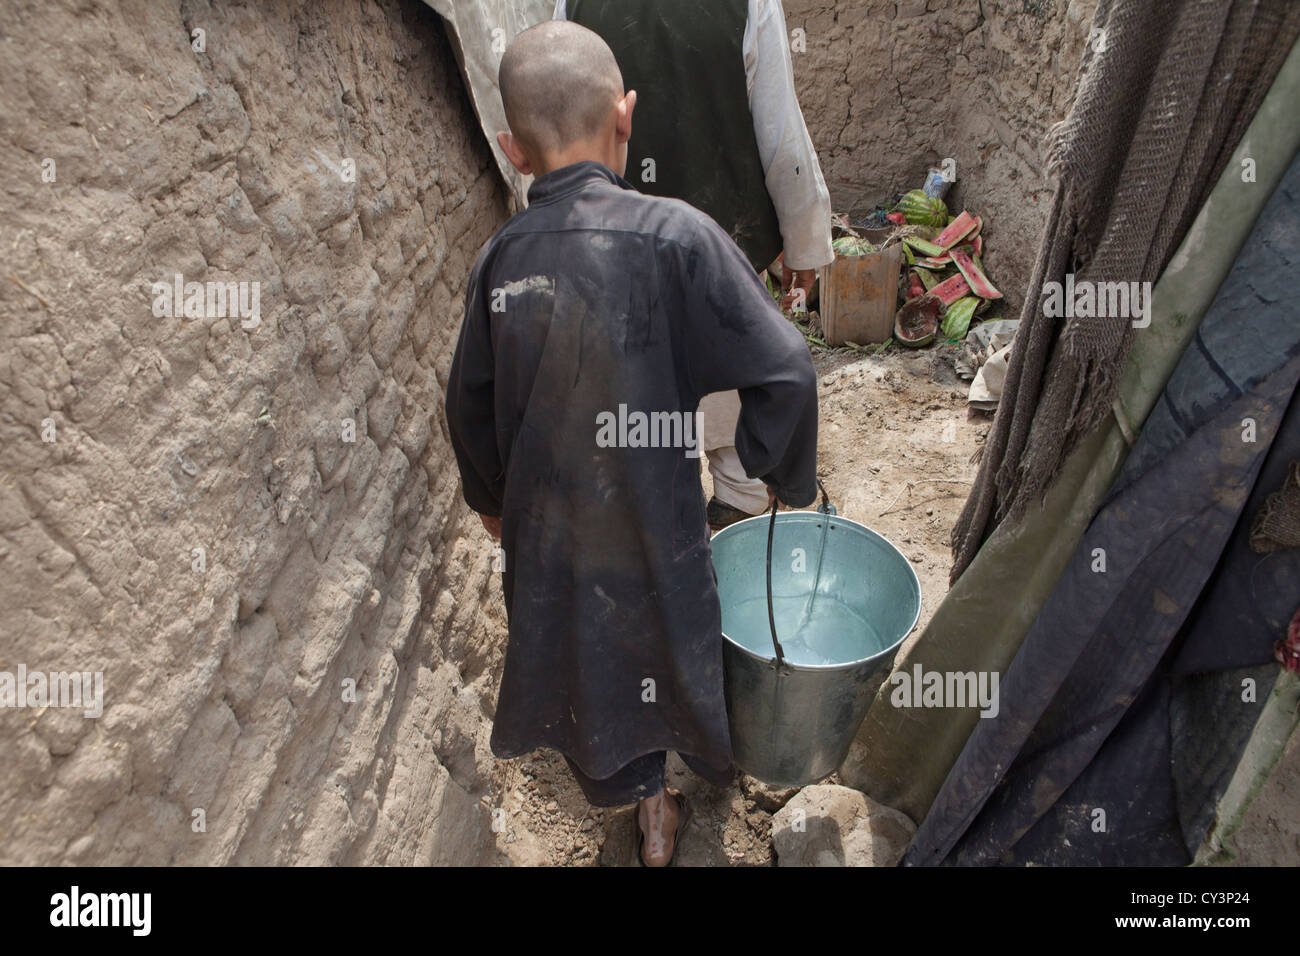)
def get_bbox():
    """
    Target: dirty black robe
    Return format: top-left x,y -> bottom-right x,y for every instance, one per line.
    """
445,161 -> 818,781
